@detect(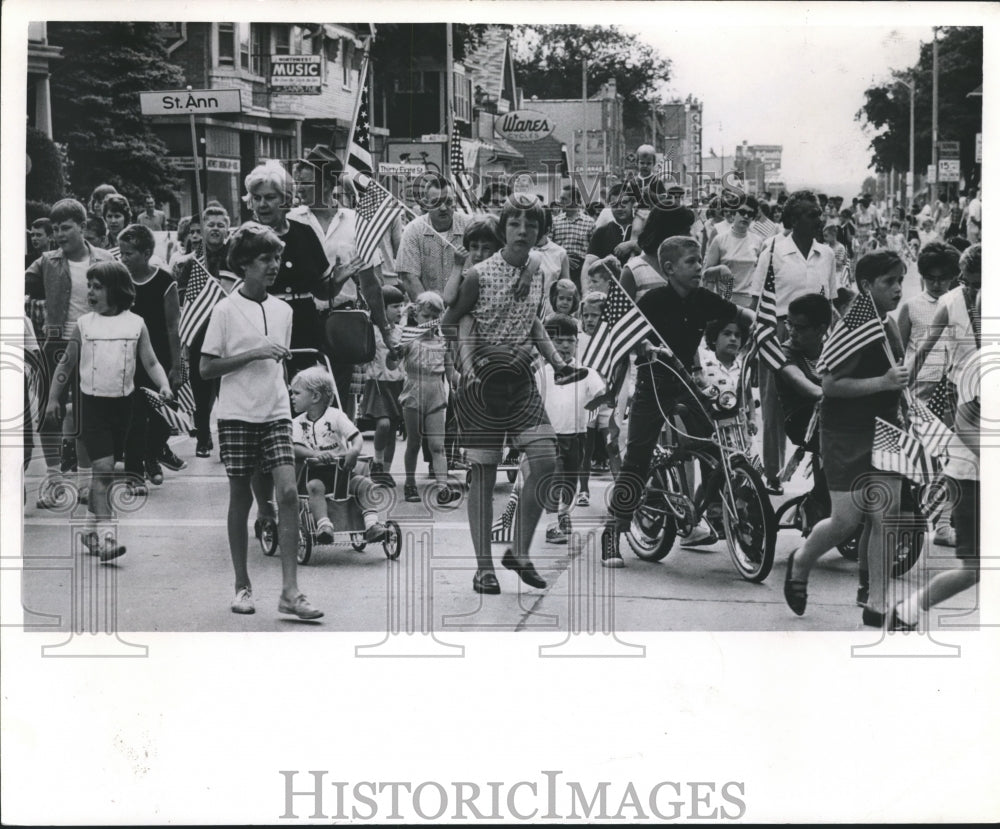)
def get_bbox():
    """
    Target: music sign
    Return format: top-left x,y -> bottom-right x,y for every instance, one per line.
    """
270,55 -> 322,94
